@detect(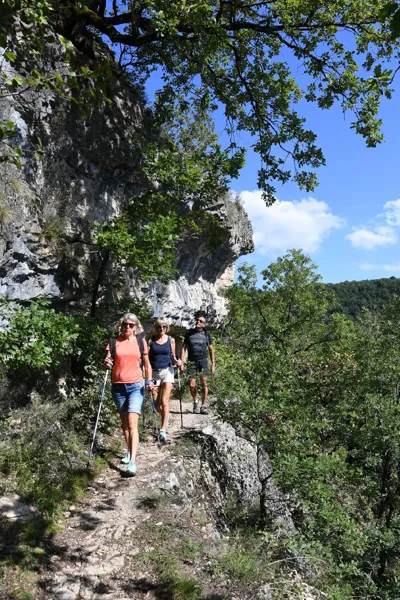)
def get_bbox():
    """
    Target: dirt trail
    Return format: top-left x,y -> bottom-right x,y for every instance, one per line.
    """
38,399 -> 215,600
